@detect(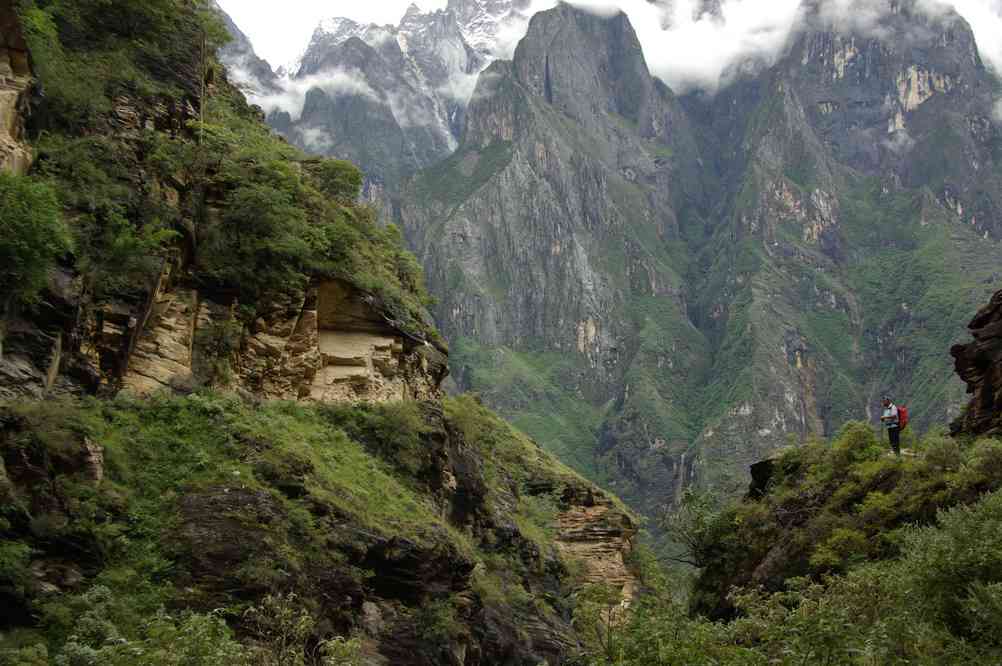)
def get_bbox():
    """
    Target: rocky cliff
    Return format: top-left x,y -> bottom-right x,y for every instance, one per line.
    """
0,0 -> 447,407
0,0 -> 32,175
951,288 -> 1002,437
